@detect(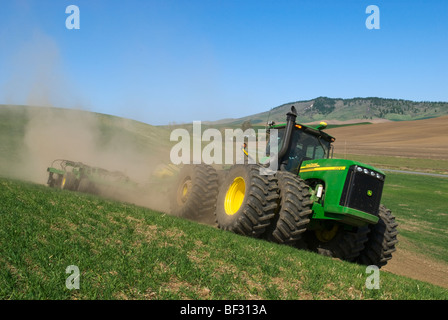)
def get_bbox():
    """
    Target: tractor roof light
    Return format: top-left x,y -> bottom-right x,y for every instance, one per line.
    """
315,122 -> 328,130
